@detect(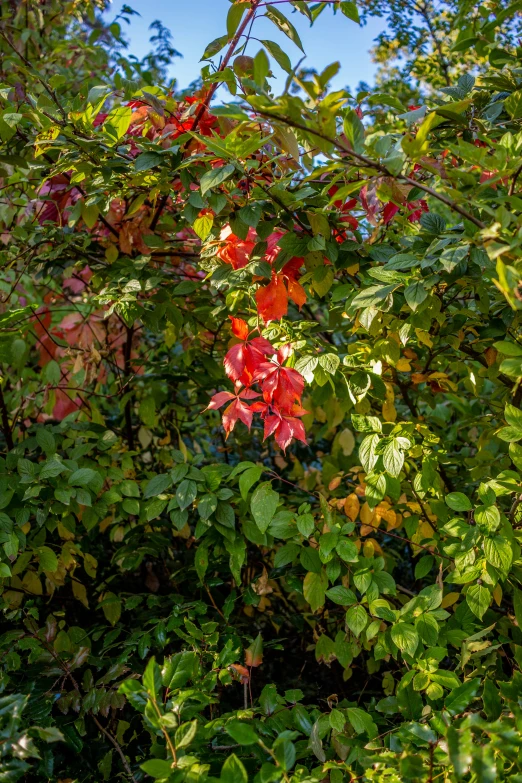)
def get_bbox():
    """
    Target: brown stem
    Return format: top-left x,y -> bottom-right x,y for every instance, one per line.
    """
0,384 -> 14,451
191,0 -> 262,132
123,325 -> 135,450
509,162 -> 522,197
27,619 -> 138,783
254,109 -> 486,228
92,716 -> 138,783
